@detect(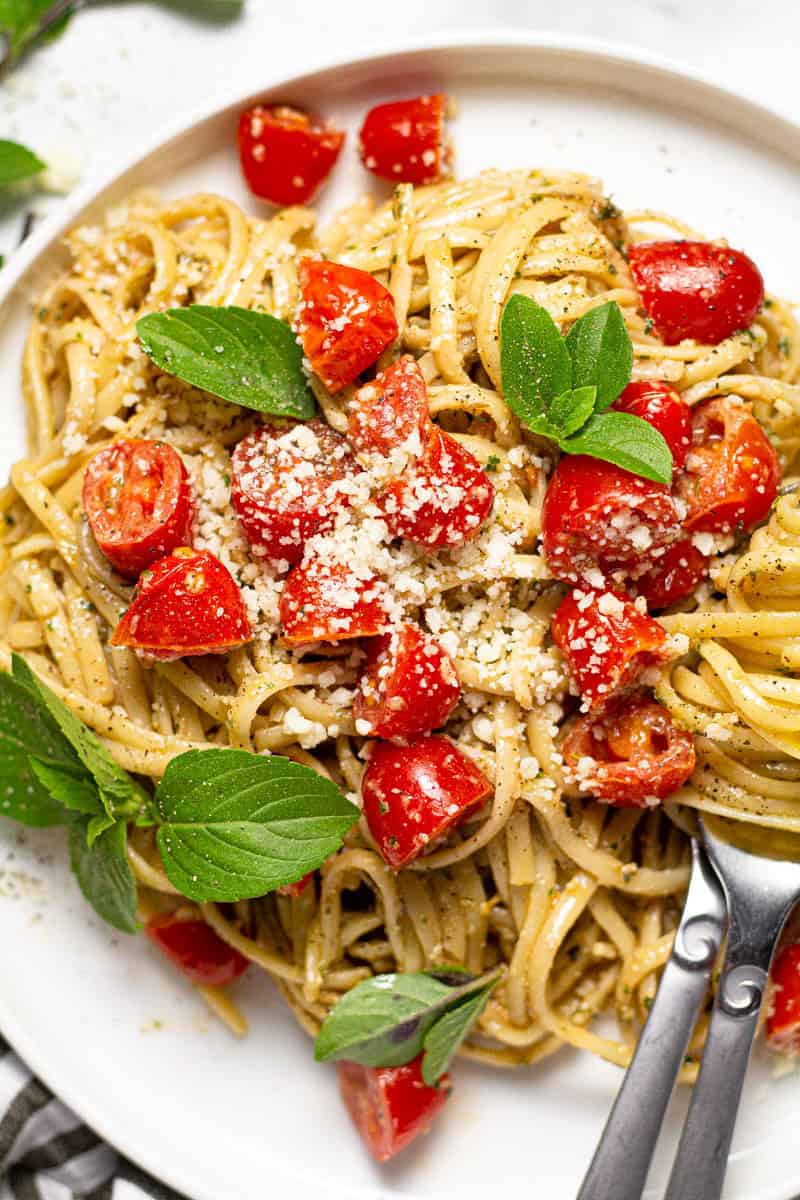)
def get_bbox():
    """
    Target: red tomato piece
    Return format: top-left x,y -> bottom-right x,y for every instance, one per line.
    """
231,419 -> 359,564
280,559 -> 391,644
111,548 -> 251,659
362,736 -> 492,869
82,439 -> 194,580
277,871 -> 314,898
551,588 -> 670,711
768,944 -> 800,1054
354,624 -> 460,738
146,915 -> 250,986
347,355 -> 430,458
613,380 -> 692,471
676,397 -> 780,535
634,539 -> 709,610
296,259 -> 398,394
358,94 -> 452,186
379,425 -> 494,550
237,104 -> 344,206
628,240 -> 764,346
338,1055 -> 451,1163
541,455 -> 682,586
561,692 -> 696,808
